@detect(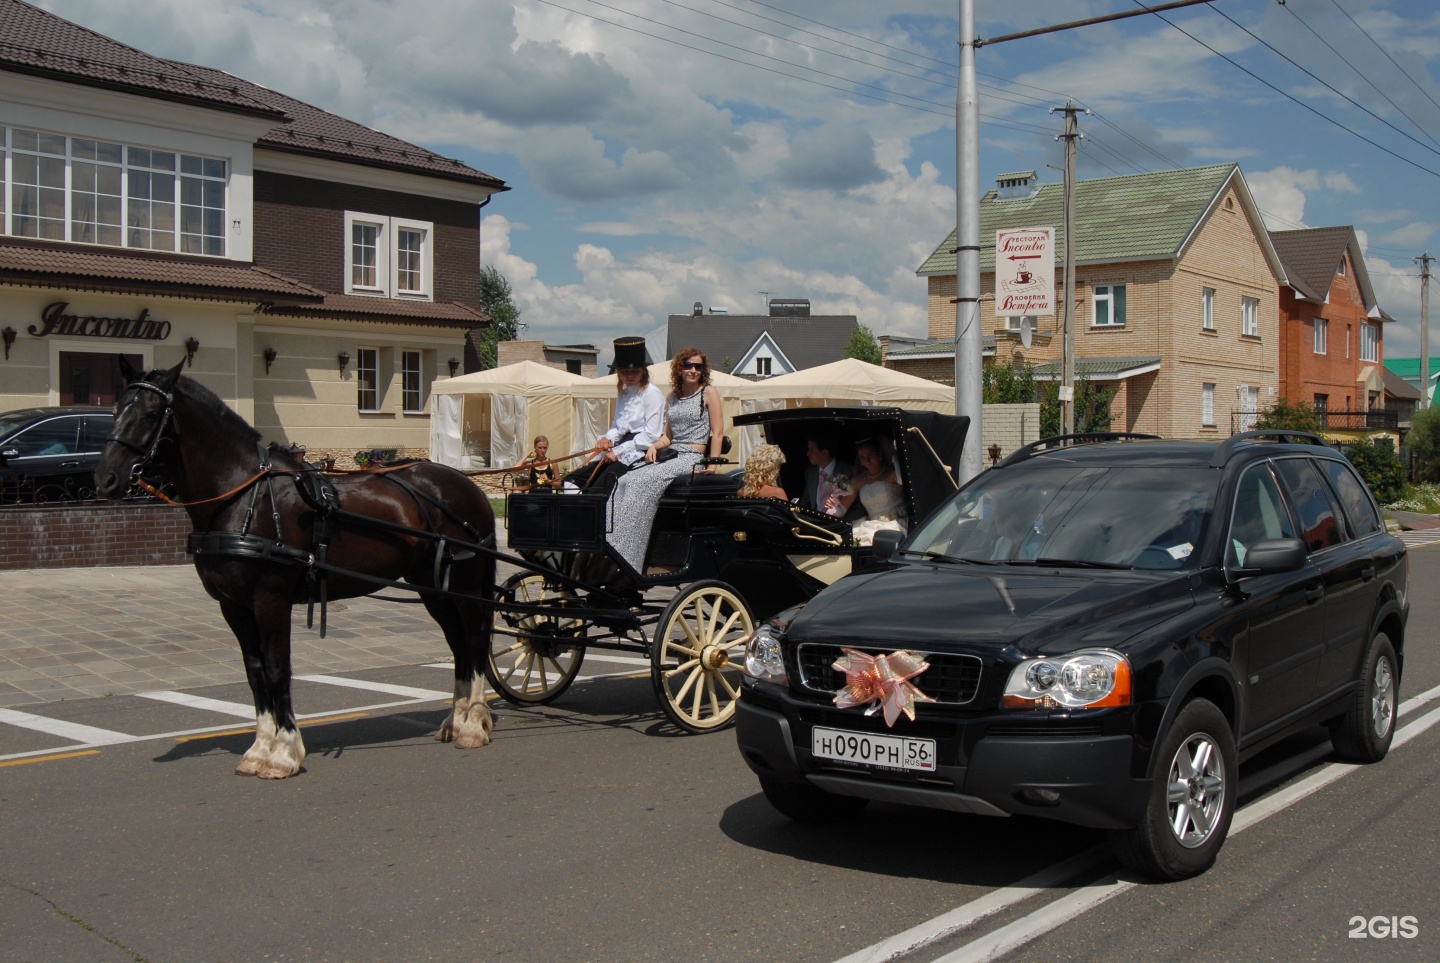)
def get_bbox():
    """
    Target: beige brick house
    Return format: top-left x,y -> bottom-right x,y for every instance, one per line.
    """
911,165 -> 1287,437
